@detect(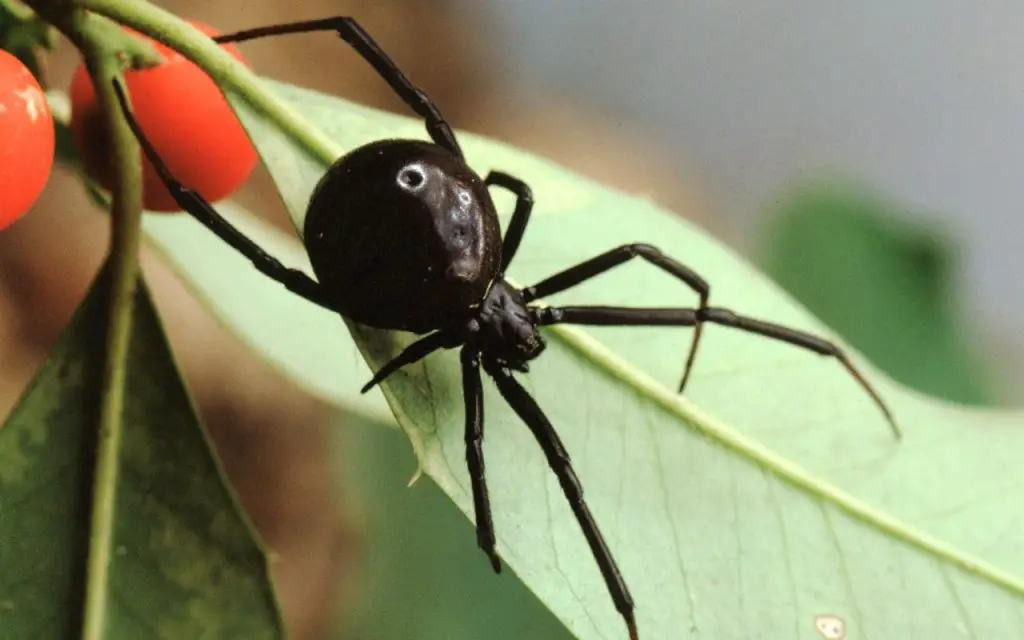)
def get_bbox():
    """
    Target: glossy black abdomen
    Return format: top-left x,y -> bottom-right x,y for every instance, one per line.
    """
303,139 -> 503,333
